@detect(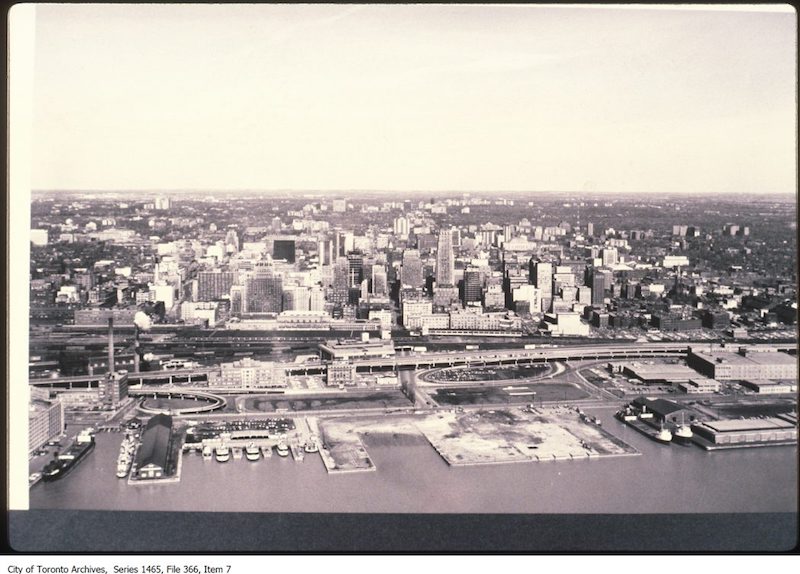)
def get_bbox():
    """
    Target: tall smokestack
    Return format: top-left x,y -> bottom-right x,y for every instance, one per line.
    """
108,318 -> 115,375
133,325 -> 140,373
